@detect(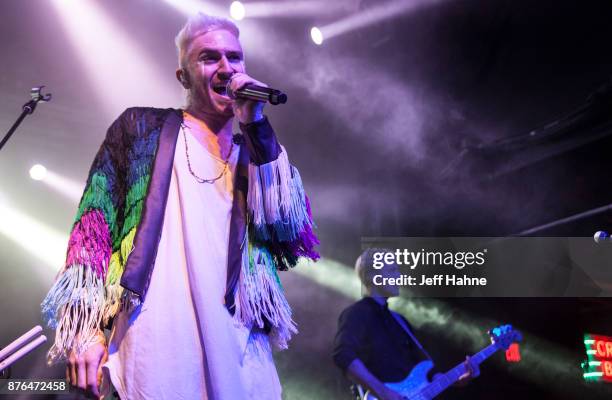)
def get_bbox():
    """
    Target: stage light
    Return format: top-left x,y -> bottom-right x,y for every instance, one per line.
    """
230,1 -> 246,20
42,170 -> 84,205
0,200 -> 68,271
319,0 -> 443,42
28,165 -> 83,204
294,258 -> 360,298
225,1 -> 353,19
29,164 -> 47,181
49,0 -> 181,118
310,27 -> 323,45
162,0 -> 227,17
162,0 -> 270,66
